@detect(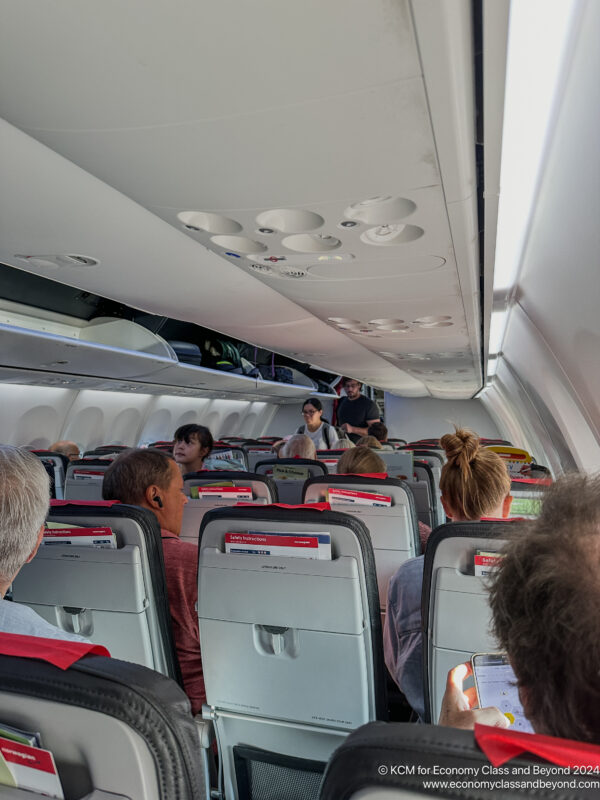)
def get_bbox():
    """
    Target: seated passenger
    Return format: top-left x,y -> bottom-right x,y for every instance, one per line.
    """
281,434 -> 317,460
367,422 -> 394,450
102,448 -> 204,715
49,440 -> 80,460
337,446 -> 386,475
0,446 -> 89,642
384,428 -> 512,720
440,473 -> 600,743
296,398 -> 342,450
172,424 -> 213,474
355,435 -> 383,450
